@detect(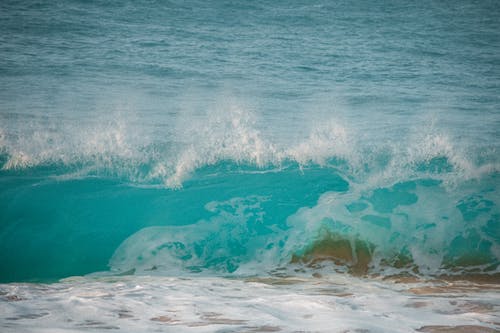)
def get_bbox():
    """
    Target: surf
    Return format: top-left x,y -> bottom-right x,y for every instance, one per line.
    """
0,111 -> 498,282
